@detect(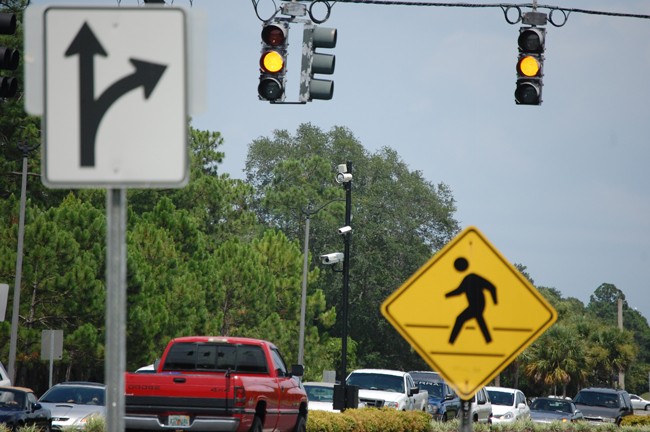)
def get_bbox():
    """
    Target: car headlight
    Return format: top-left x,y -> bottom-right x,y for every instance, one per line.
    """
428,404 -> 439,414
76,412 -> 102,426
503,411 -> 514,420
385,401 -> 399,409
